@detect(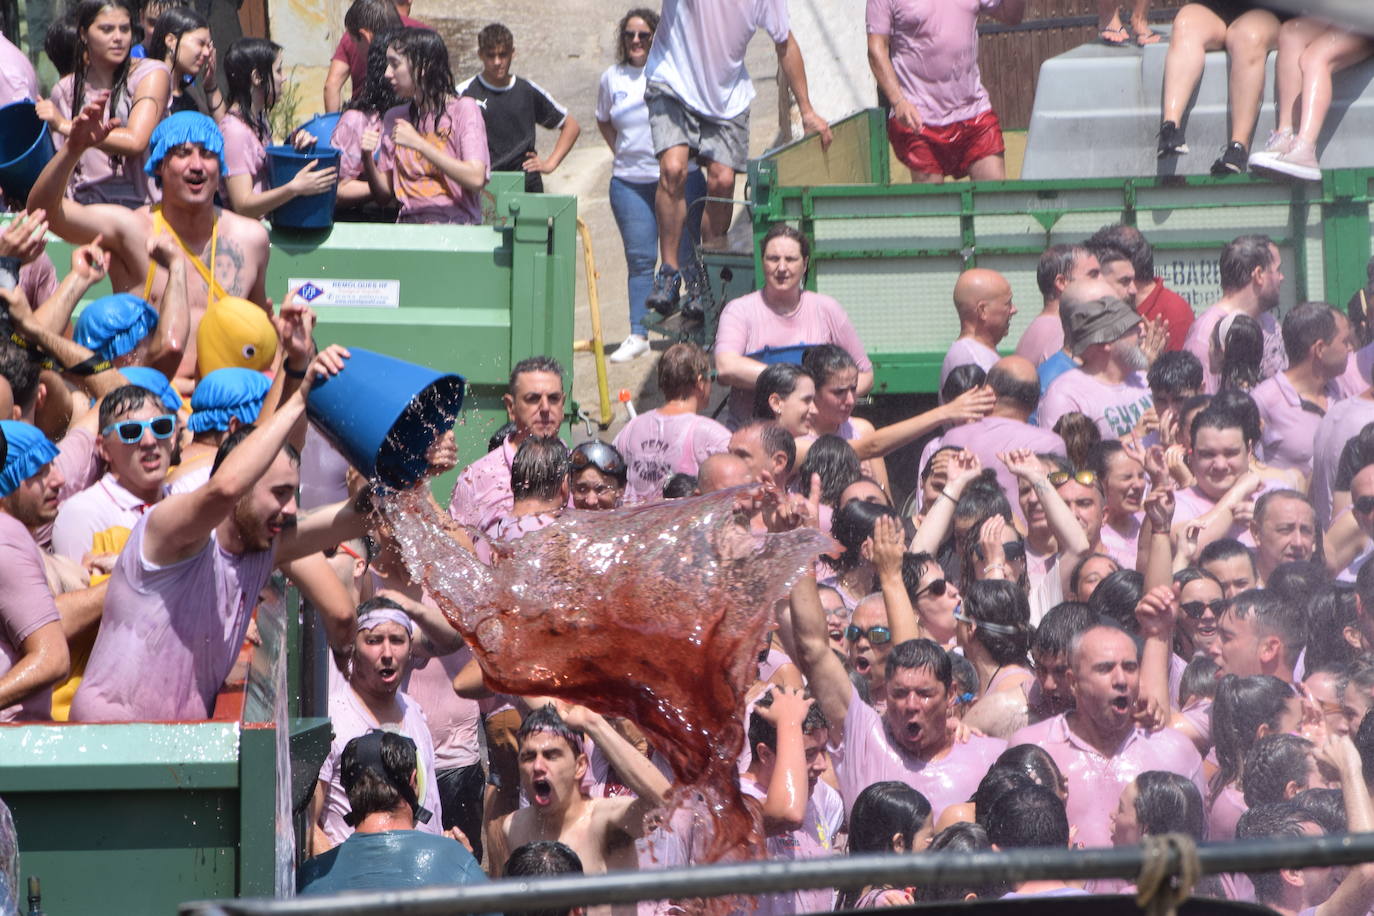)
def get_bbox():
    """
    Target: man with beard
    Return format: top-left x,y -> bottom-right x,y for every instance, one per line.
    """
1010,623 -> 1204,852
1253,303 -> 1353,476
787,575 -> 1005,819
1039,295 -> 1154,440
29,108 -> 271,386
1184,235 -> 1287,394
69,345 -> 367,721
